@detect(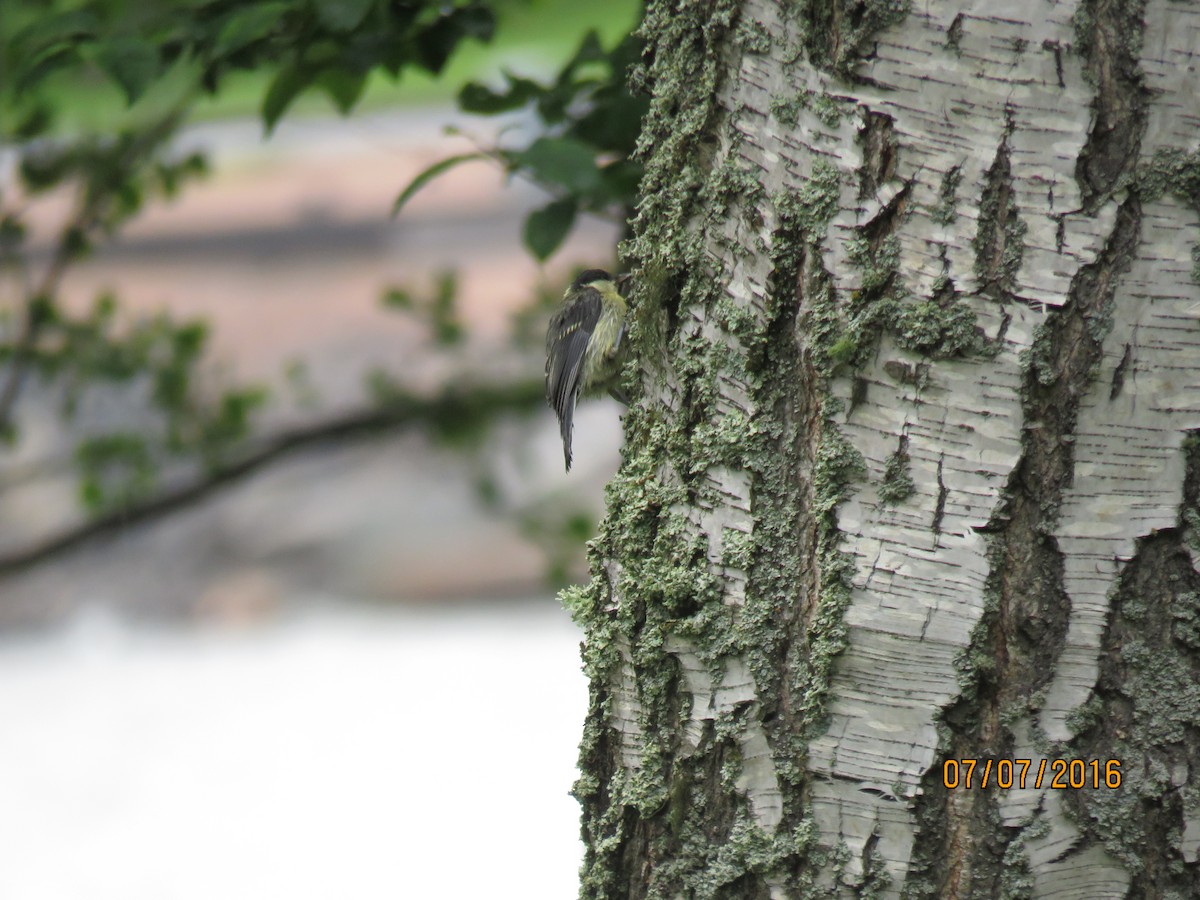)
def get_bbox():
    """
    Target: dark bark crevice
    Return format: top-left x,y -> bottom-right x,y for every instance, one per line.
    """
973,129 -> 1026,303
858,110 -> 898,200
908,195 -> 1144,897
1073,0 -> 1151,211
719,185 -> 827,895
1062,433 -> 1200,896
904,1 -> 1153,888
